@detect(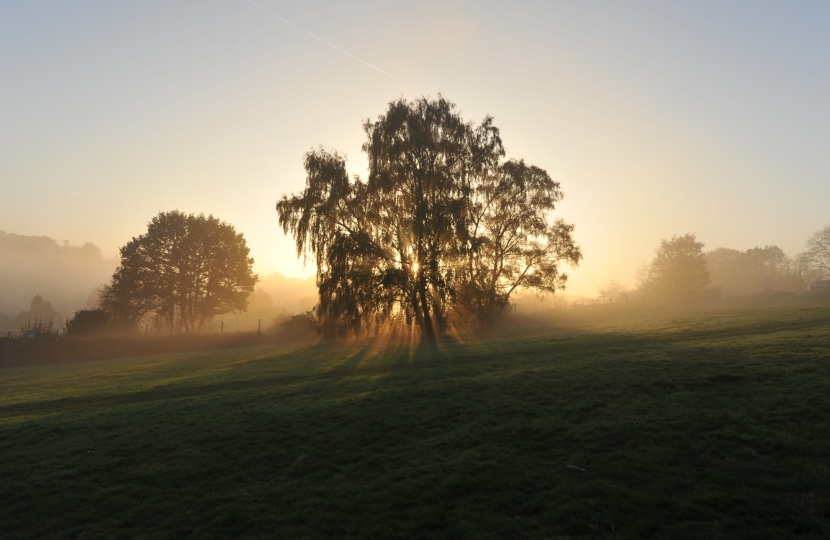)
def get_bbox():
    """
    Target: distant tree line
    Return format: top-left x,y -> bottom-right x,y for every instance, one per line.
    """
277,96 -> 582,340
704,245 -> 808,296
597,224 -> 830,302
